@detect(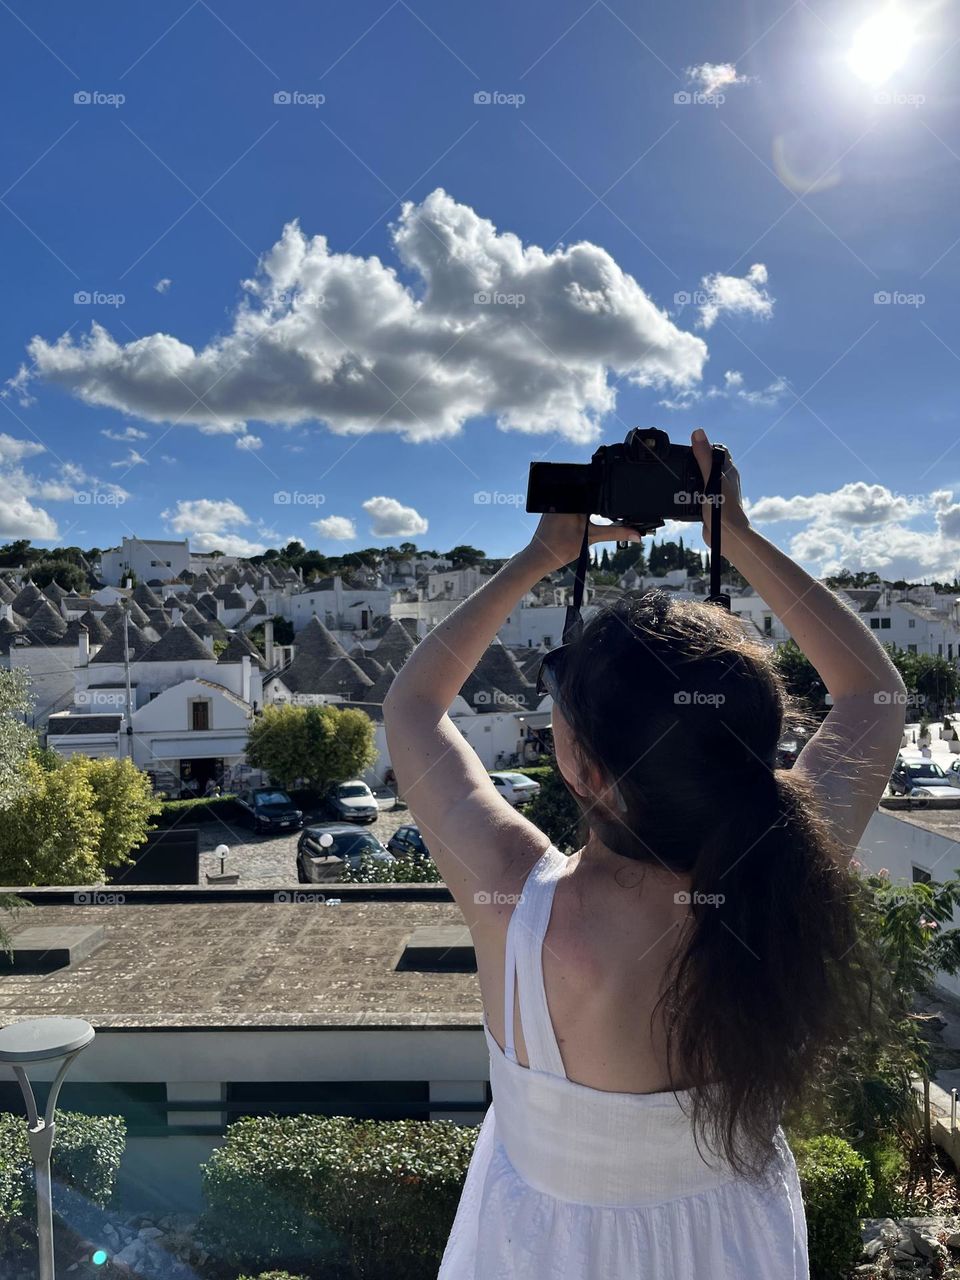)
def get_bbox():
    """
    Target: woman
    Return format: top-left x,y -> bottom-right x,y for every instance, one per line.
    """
383,429 -> 906,1279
